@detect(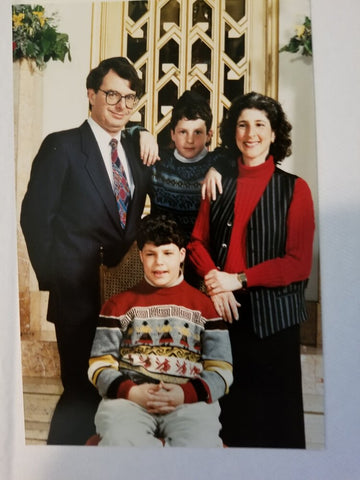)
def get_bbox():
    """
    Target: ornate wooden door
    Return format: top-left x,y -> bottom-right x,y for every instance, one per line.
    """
91,0 -> 279,148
